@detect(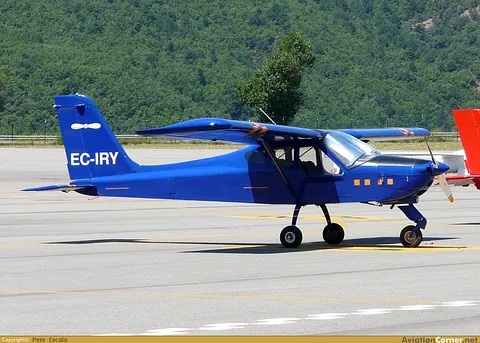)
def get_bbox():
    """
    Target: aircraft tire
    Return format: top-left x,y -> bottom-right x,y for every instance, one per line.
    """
323,223 -> 345,244
280,225 -> 303,248
400,225 -> 422,248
